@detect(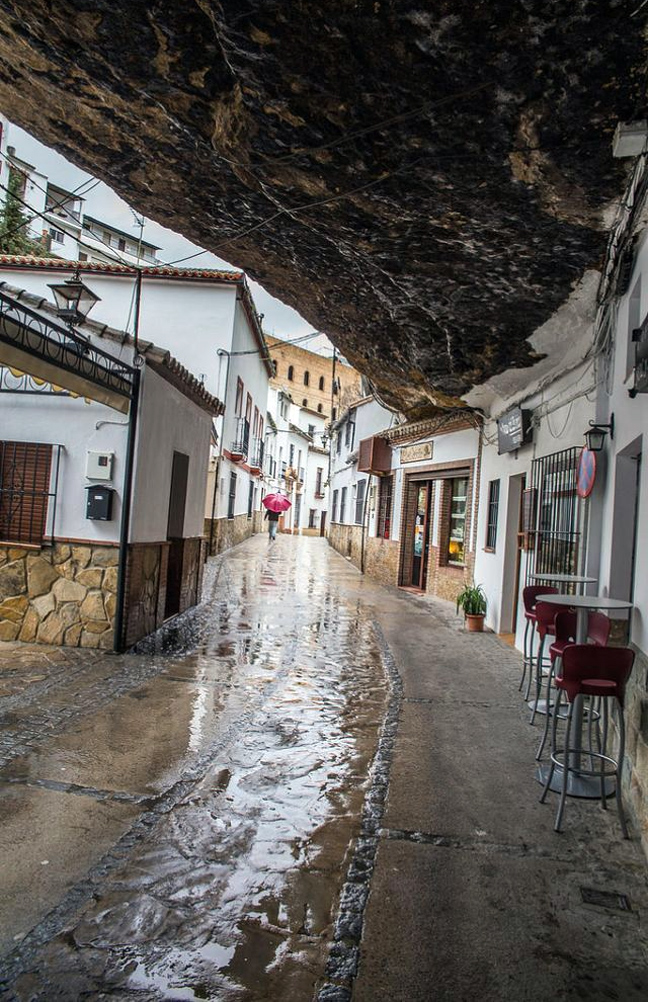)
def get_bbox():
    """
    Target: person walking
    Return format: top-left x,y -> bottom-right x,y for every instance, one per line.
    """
264,508 -> 280,542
